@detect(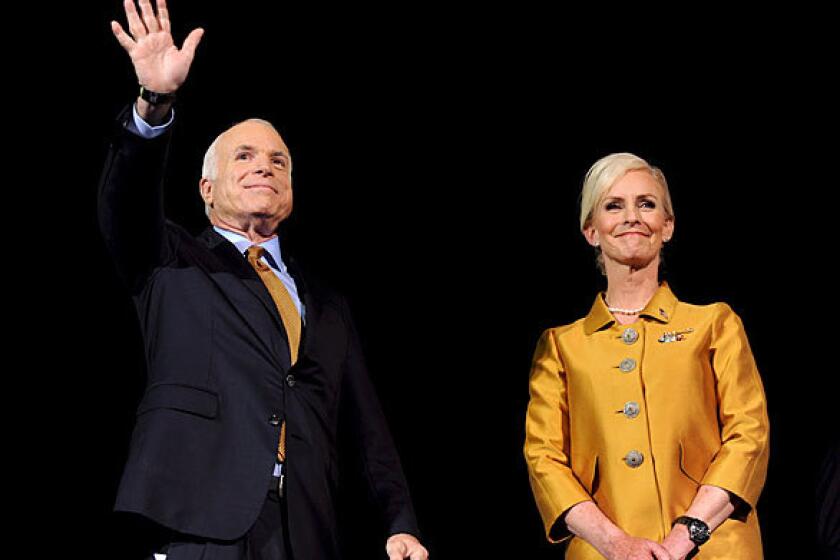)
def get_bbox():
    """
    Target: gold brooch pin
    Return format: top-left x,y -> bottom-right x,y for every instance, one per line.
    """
658,328 -> 694,343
